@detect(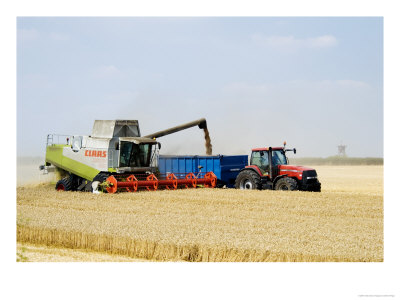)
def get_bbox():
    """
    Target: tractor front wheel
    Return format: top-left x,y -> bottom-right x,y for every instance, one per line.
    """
235,170 -> 261,190
274,177 -> 298,191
